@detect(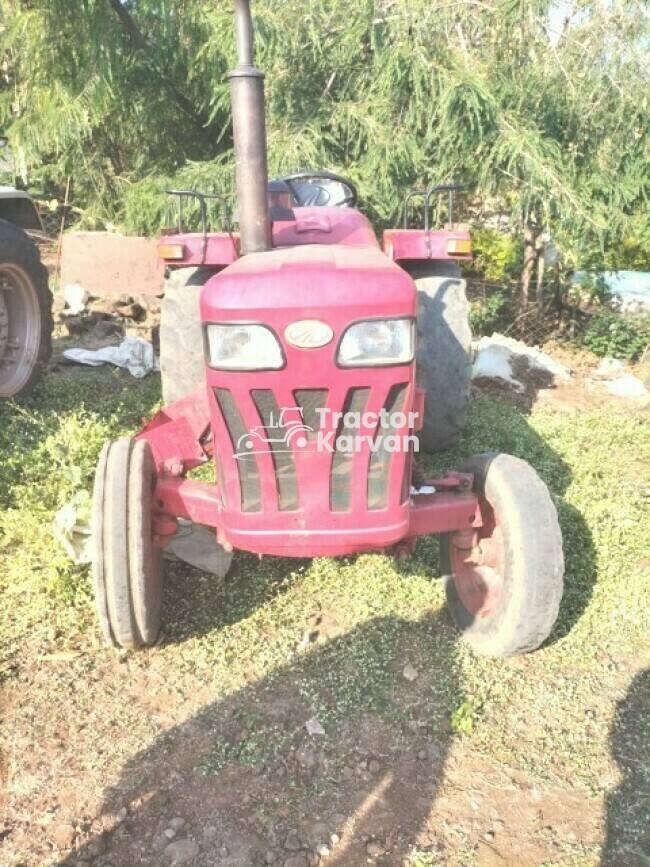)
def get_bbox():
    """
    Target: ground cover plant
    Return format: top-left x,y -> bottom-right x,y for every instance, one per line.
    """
0,360 -> 648,866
